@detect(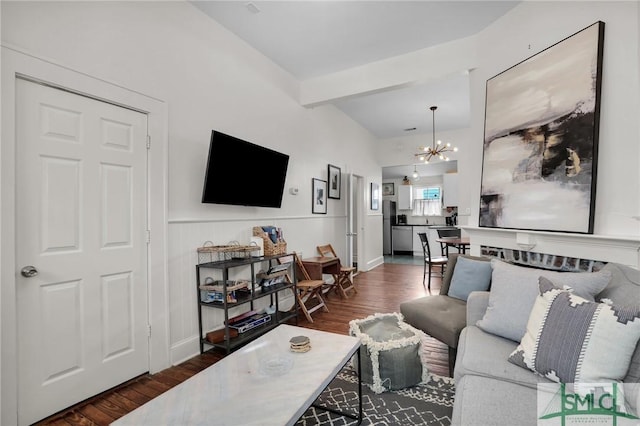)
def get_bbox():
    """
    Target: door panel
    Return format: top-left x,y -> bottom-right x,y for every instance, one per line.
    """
16,78 -> 149,425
